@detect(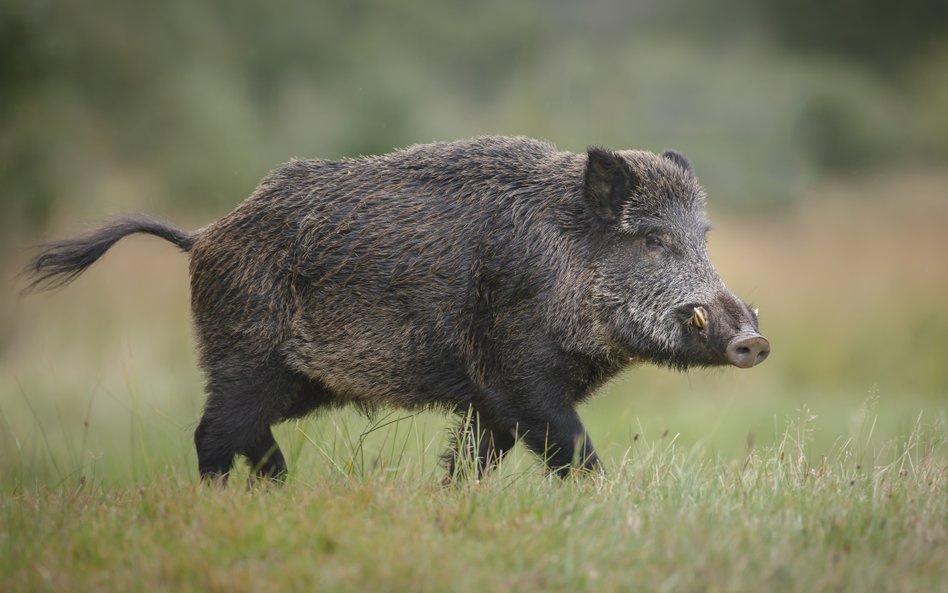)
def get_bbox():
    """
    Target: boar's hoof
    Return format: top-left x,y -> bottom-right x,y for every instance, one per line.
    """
726,333 -> 770,368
